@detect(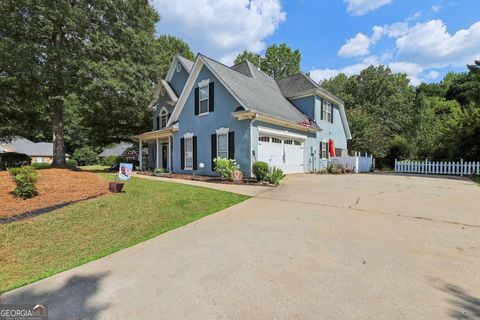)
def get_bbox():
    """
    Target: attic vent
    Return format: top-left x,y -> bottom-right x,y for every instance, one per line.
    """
176,63 -> 182,72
